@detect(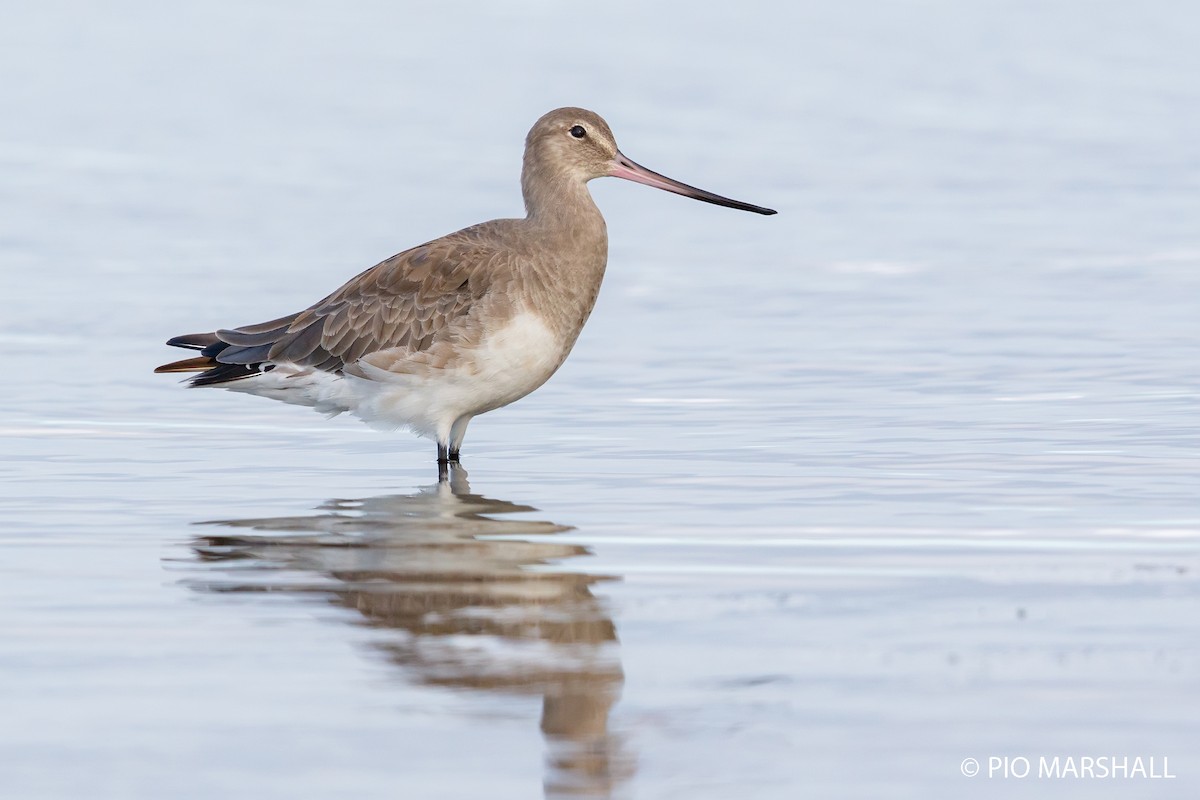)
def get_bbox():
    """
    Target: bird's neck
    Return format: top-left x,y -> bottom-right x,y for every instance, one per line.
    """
517,169 -> 609,343
521,173 -> 608,283
522,169 -> 605,237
